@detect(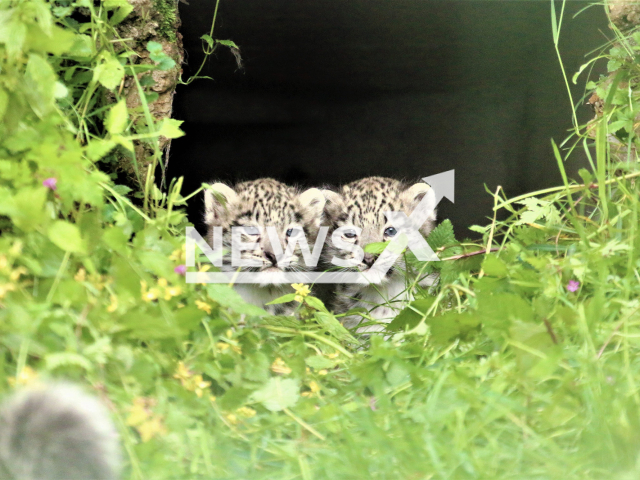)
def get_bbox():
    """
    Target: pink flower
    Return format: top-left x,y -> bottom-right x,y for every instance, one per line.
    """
174,264 -> 187,275
42,178 -> 57,190
566,280 -> 580,292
